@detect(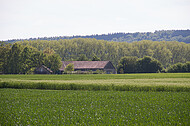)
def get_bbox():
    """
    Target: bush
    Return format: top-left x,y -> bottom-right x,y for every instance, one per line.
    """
167,62 -> 190,73
64,63 -> 74,73
117,56 -> 138,73
136,56 -> 163,73
118,56 -> 164,73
